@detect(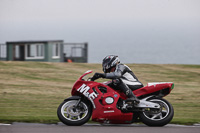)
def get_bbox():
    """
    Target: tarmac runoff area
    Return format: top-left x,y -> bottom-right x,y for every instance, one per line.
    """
0,122 -> 200,133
